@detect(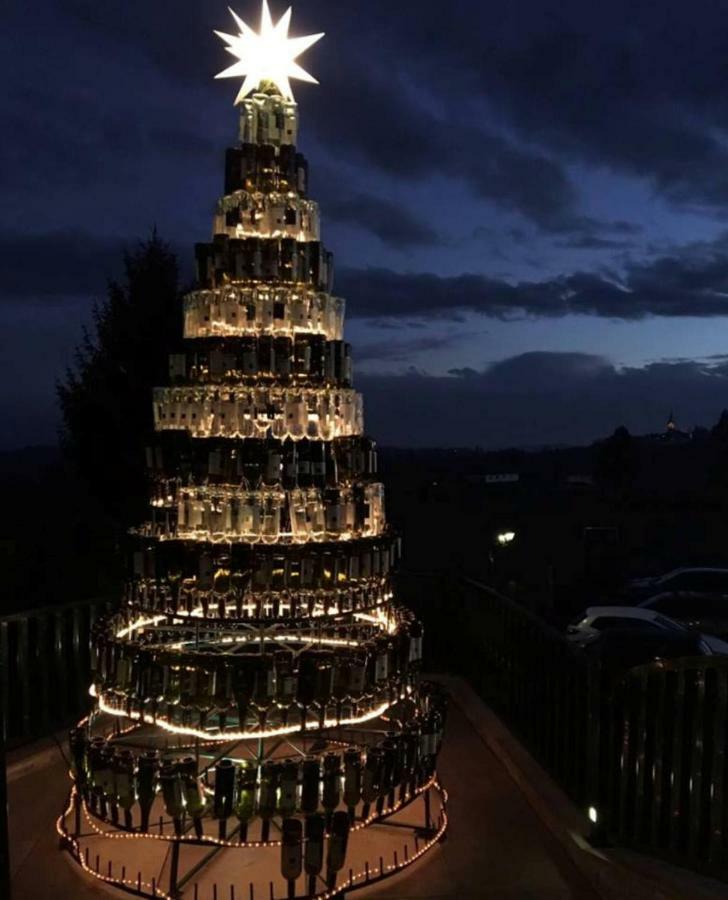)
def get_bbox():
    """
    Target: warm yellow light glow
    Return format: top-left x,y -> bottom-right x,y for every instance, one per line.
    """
496,530 -> 516,546
115,615 -> 167,640
166,632 -> 371,651
215,2 -> 324,103
92,686 -> 397,742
